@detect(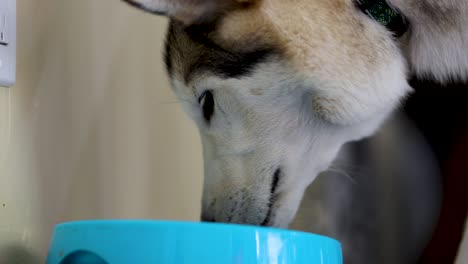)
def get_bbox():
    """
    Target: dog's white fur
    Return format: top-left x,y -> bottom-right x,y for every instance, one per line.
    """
123,0 -> 467,257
